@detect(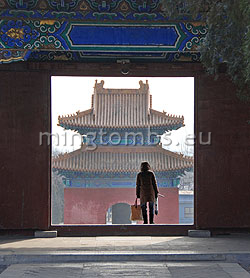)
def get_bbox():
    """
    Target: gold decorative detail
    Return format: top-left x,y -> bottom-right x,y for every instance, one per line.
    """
38,0 -> 48,9
6,28 -> 24,39
40,19 -> 56,25
53,55 -> 69,61
120,1 -> 129,11
191,22 -> 206,27
176,55 -> 192,62
79,1 -> 88,10
0,56 -> 23,63
0,50 -> 29,63
0,0 -> 5,8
